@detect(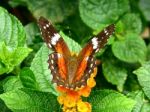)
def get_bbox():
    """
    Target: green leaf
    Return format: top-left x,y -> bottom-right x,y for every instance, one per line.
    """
8,0 -> 27,7
2,76 -> 23,92
79,0 -> 130,29
112,33 -> 147,63
9,0 -> 77,23
24,23 -> 42,66
0,6 -> 26,49
139,0 -> 150,21
0,88 -> 60,112
0,42 -> 32,74
115,21 -> 125,34
124,72 -> 140,91
128,91 -> 150,112
102,56 -> 127,91
30,44 -> 57,95
133,61 -> 150,100
0,81 -> 4,94
147,44 -> 150,60
0,59 -> 9,75
141,103 -> 150,112
59,12 -> 92,45
12,47 -> 32,65
0,99 -> 11,112
25,22 -> 40,45
118,13 -> 142,34
19,67 -> 39,89
0,7 -> 32,74
60,31 -> 81,53
87,90 -> 135,112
